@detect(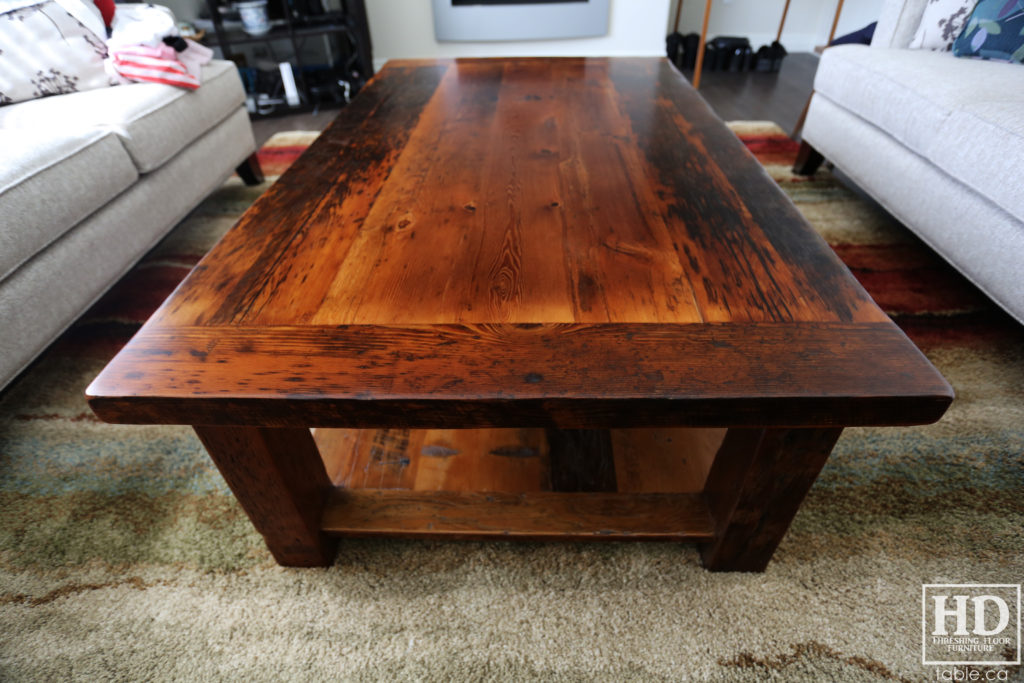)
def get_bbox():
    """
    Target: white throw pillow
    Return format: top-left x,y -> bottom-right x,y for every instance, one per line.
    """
909,0 -> 979,51
0,0 -> 113,106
